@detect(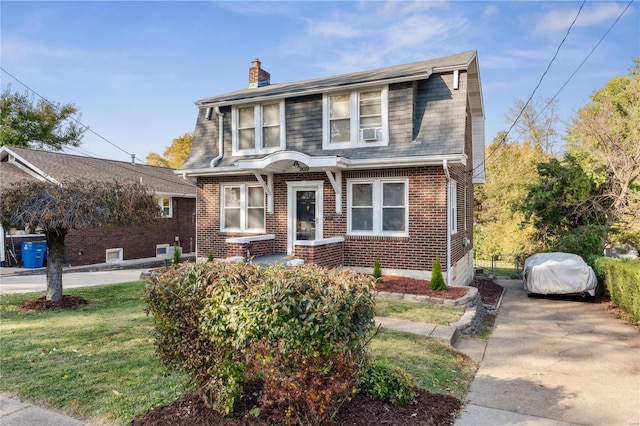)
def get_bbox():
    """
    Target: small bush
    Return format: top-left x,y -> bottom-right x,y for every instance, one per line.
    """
373,258 -> 382,282
171,243 -> 182,264
359,359 -> 416,405
207,251 -> 214,262
430,257 -> 446,291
